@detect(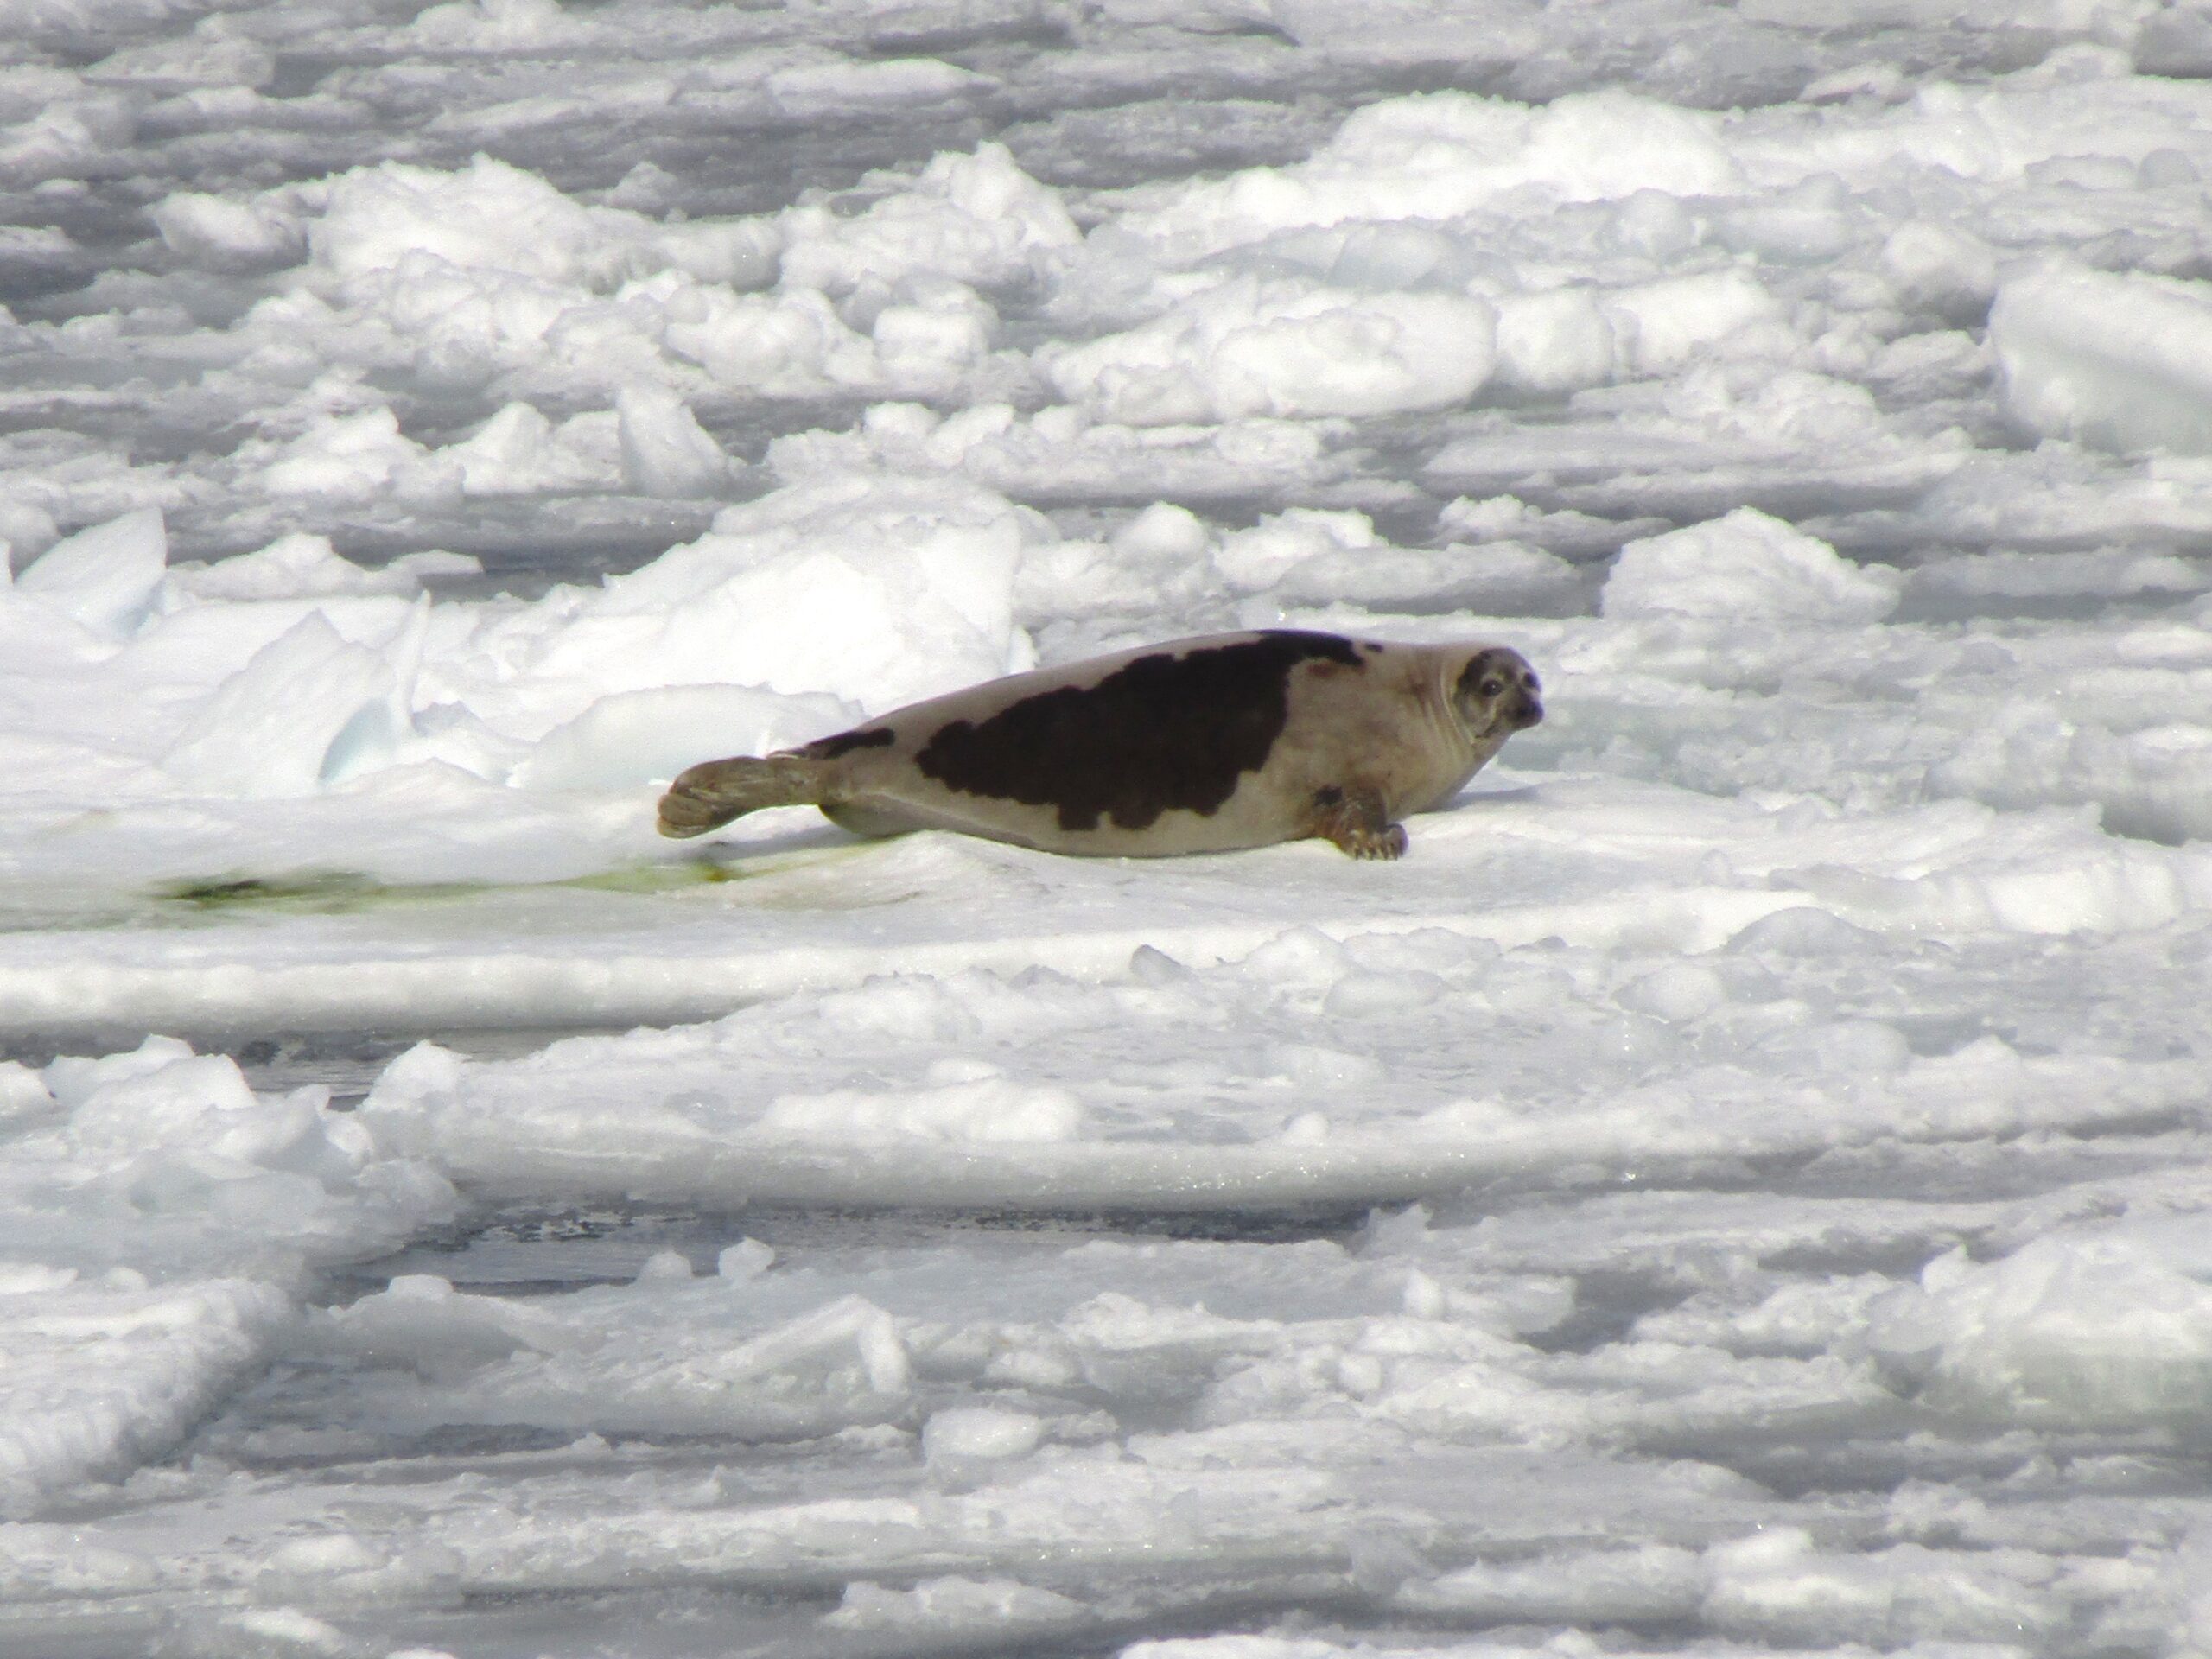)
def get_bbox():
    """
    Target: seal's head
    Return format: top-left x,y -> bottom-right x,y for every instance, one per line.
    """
1450,645 -> 1543,741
